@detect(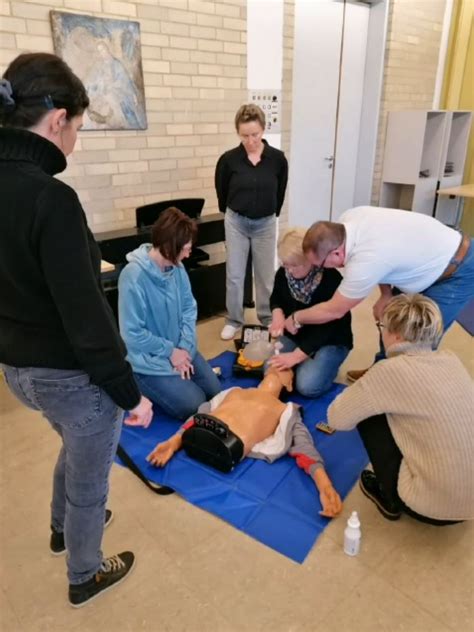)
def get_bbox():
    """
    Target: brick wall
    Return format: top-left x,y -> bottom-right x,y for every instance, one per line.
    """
0,0 -> 247,233
0,0 -> 448,229
371,0 -> 446,204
